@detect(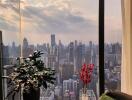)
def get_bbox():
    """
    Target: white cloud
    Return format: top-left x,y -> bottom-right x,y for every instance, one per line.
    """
0,0 -> 98,34
0,0 -> 122,45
